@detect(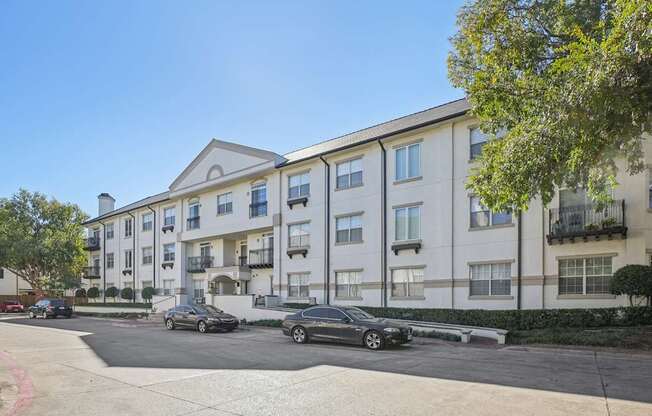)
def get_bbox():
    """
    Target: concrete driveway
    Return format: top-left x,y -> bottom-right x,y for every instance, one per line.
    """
0,316 -> 651,416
